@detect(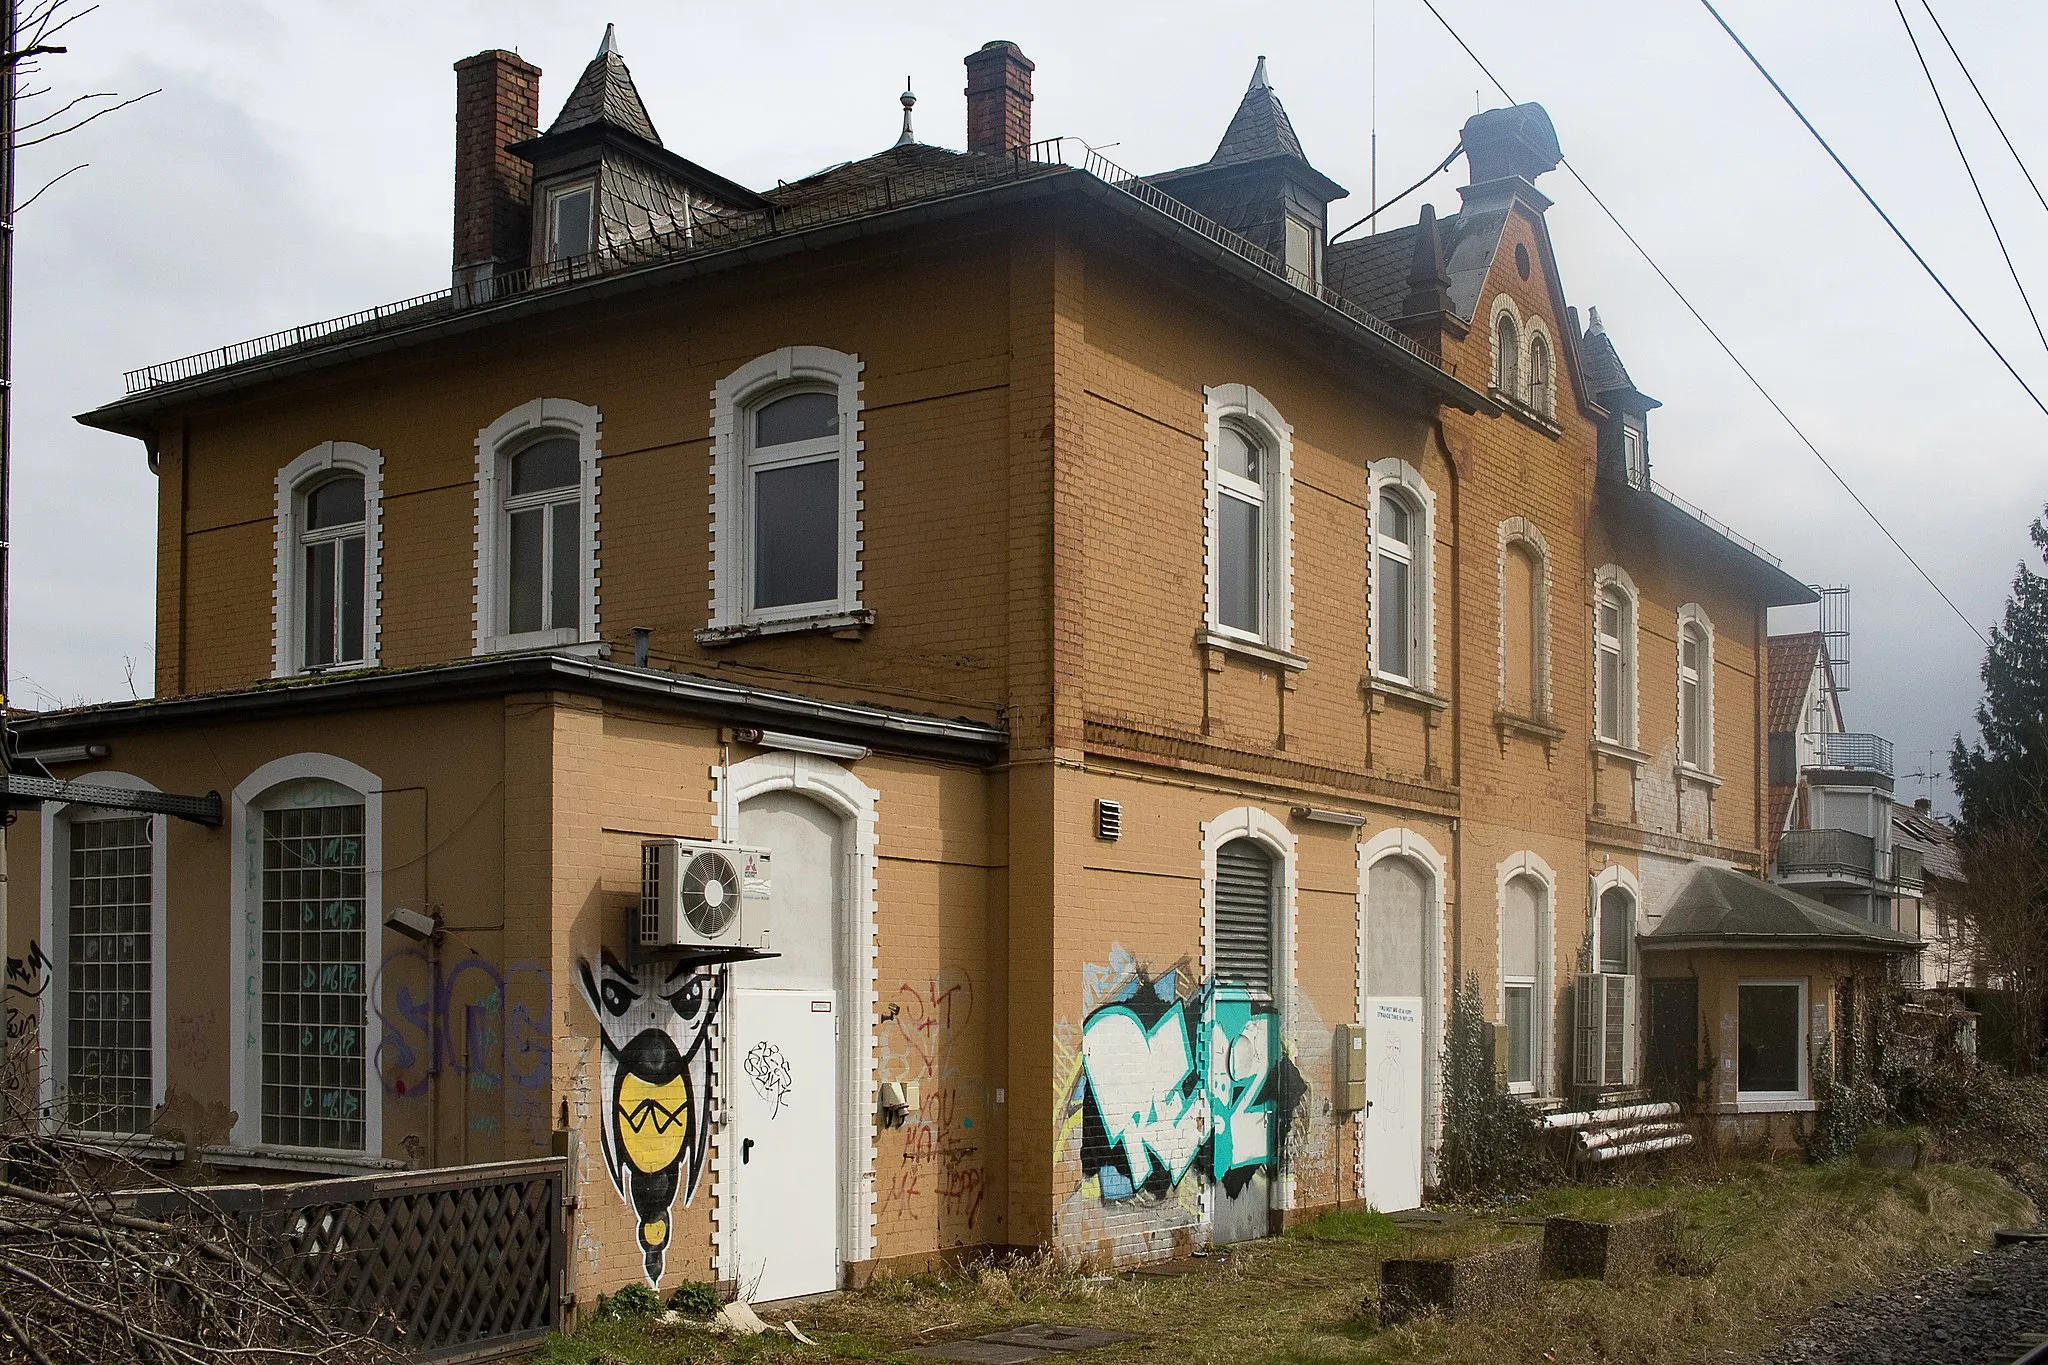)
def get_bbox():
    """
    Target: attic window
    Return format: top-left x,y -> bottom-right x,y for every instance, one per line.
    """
1515,243 -> 1531,279
547,183 -> 596,263
1283,216 -> 1319,288
1622,419 -> 1646,489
